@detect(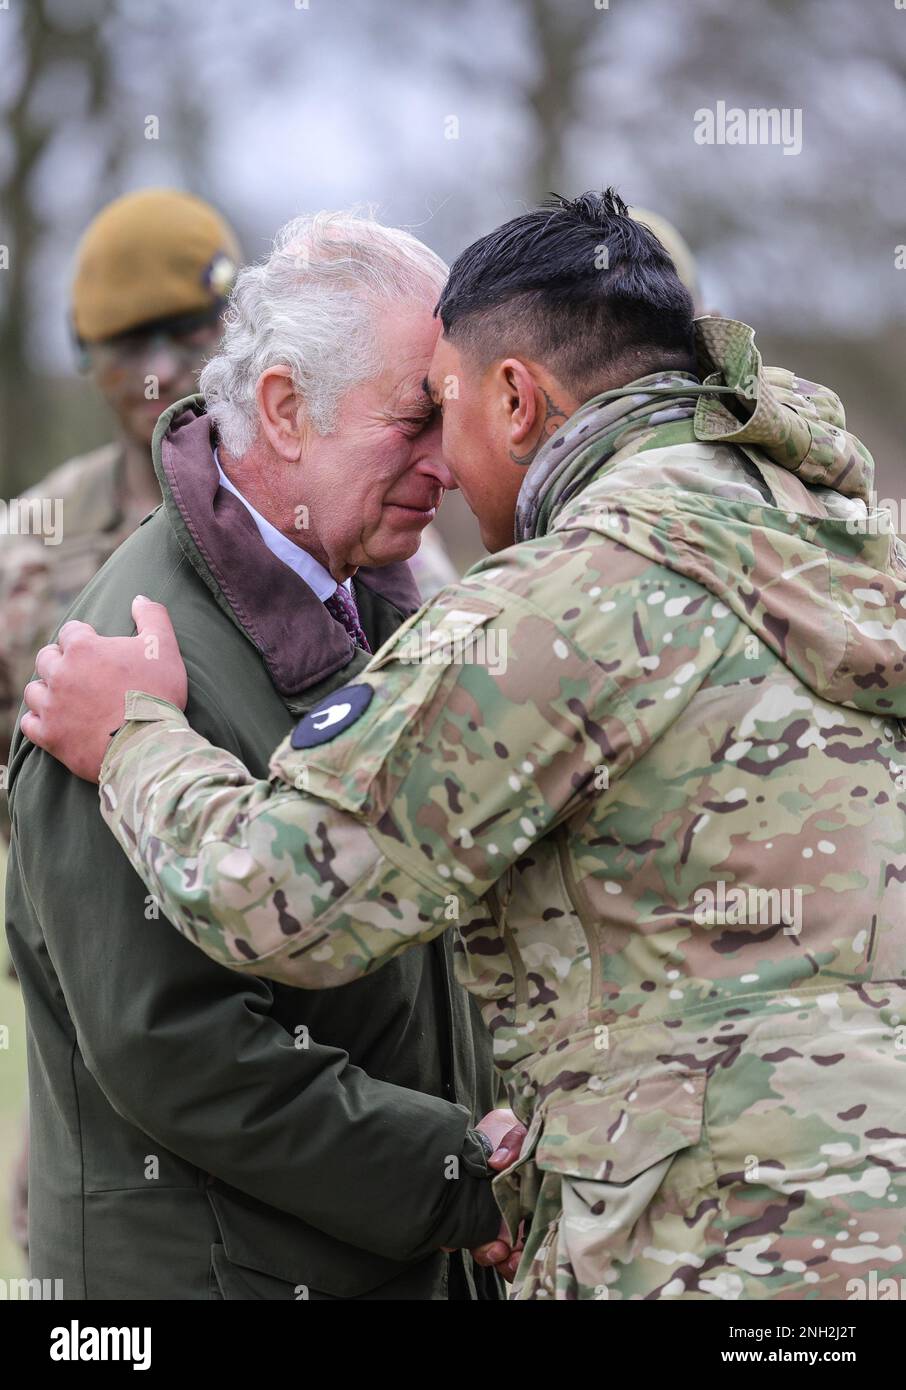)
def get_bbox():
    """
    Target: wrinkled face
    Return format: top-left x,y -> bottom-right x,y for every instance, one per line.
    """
424,335 -> 527,552
290,298 -> 452,575
87,318 -> 223,446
